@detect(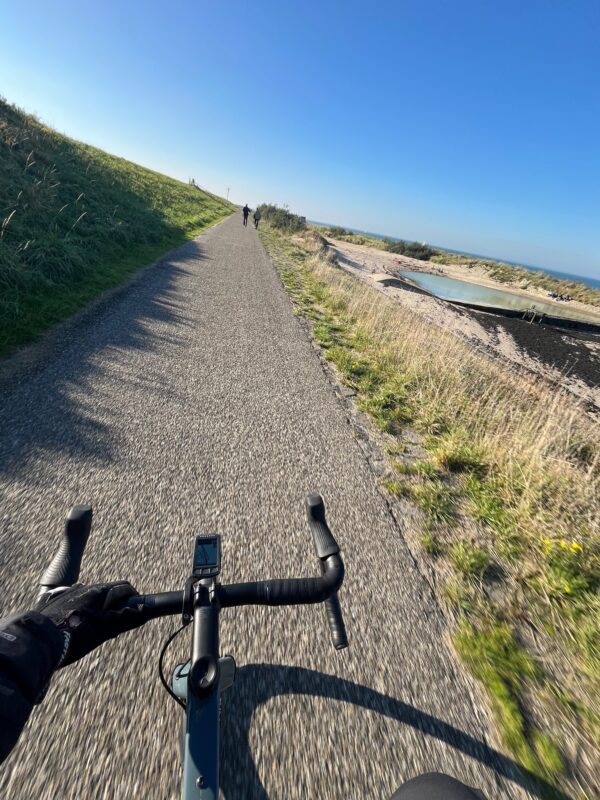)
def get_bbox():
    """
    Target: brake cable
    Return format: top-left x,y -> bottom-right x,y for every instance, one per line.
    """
158,622 -> 189,709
